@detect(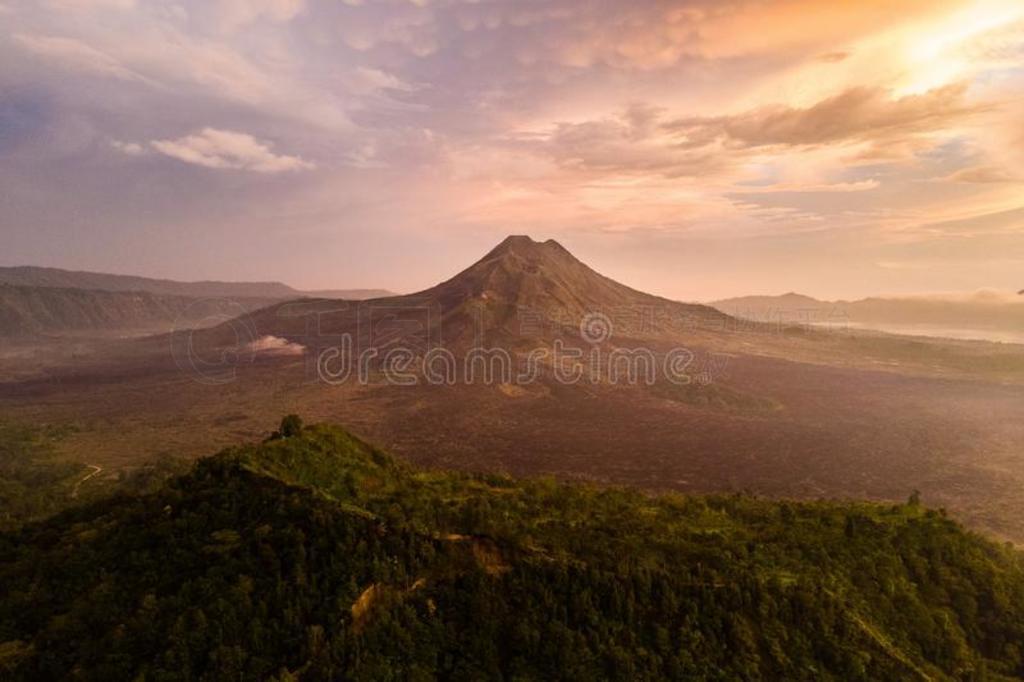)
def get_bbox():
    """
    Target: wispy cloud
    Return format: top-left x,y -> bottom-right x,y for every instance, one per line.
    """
665,83 -> 984,149
111,140 -> 144,155
732,180 -> 882,194
944,165 -> 1019,183
13,33 -> 152,84
149,128 -> 314,173
214,0 -> 306,32
45,0 -> 137,9
528,104 -> 726,179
